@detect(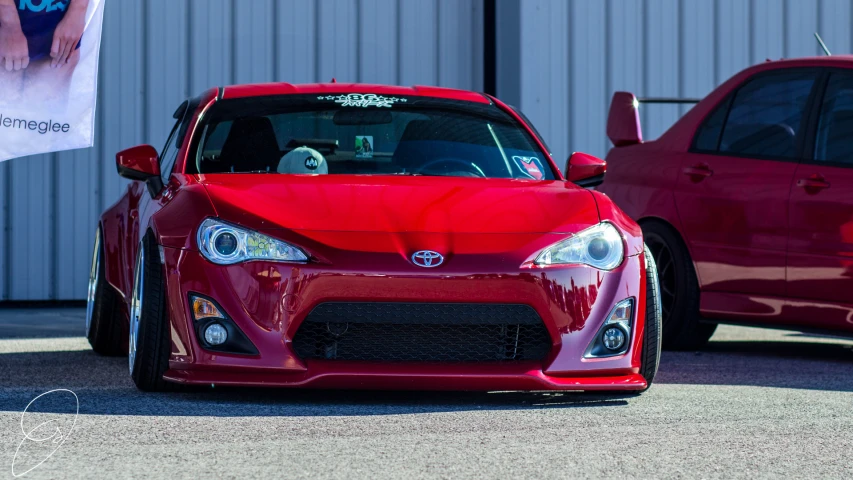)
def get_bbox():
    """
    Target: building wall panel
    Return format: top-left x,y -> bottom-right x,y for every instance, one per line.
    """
819,0 -> 852,55
519,0 -> 569,162
9,155 -> 53,300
